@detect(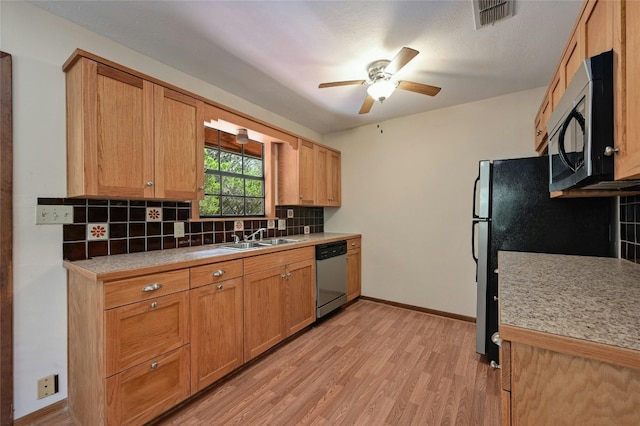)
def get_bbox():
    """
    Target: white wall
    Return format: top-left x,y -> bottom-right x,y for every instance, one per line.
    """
0,1 -> 320,418
324,87 -> 544,317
